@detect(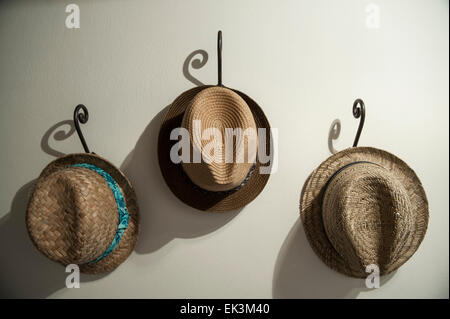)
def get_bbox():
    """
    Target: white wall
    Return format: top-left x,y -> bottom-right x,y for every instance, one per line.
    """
0,0 -> 448,298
